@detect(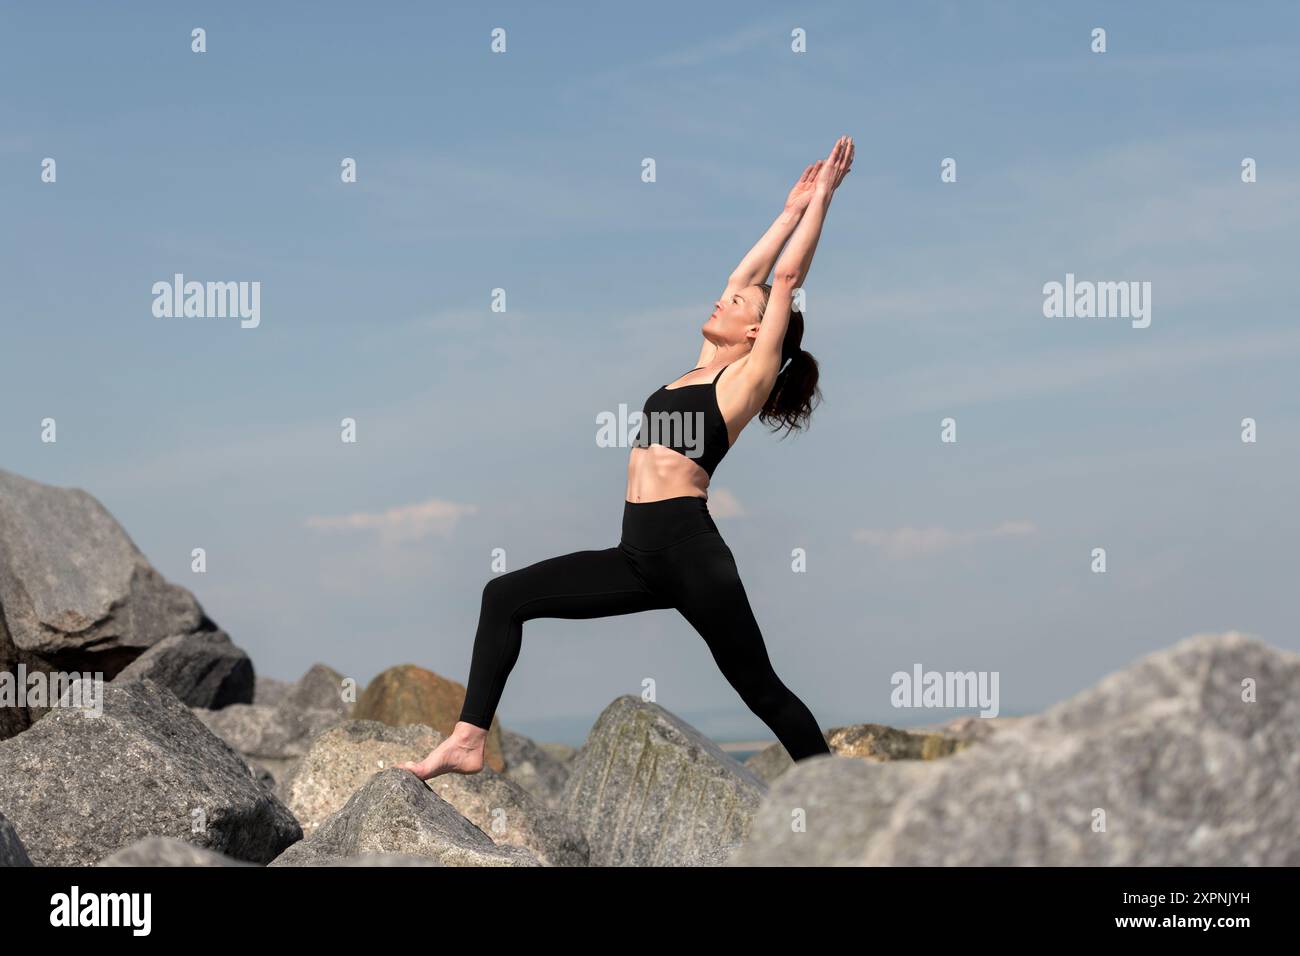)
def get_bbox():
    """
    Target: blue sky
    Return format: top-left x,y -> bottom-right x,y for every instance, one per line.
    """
3,1 -> 1297,745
